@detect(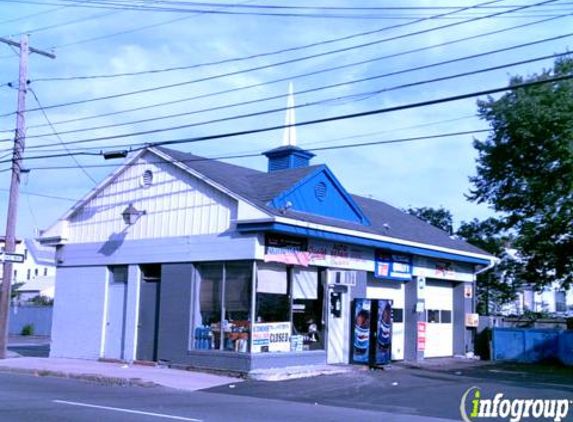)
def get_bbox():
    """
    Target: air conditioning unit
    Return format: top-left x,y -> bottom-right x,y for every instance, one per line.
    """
327,270 -> 357,287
